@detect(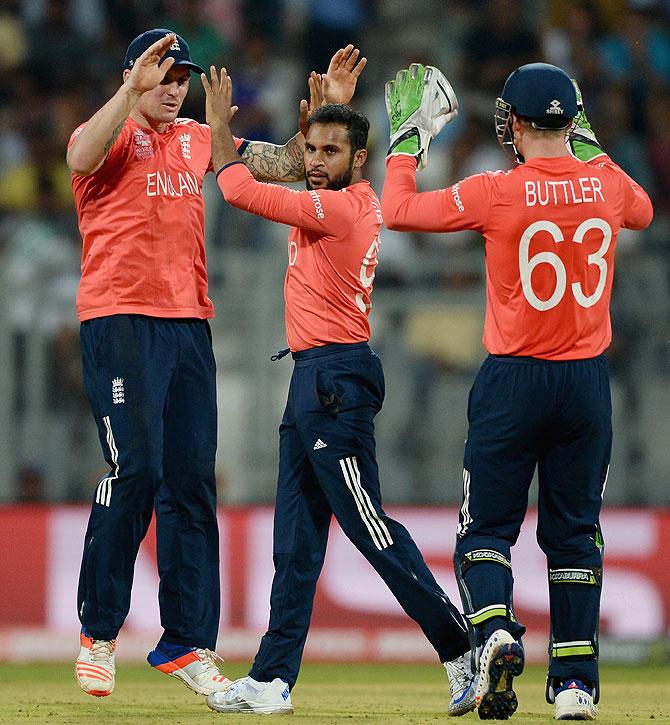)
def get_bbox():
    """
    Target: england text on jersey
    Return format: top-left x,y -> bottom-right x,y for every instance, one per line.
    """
70,117 -> 244,322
